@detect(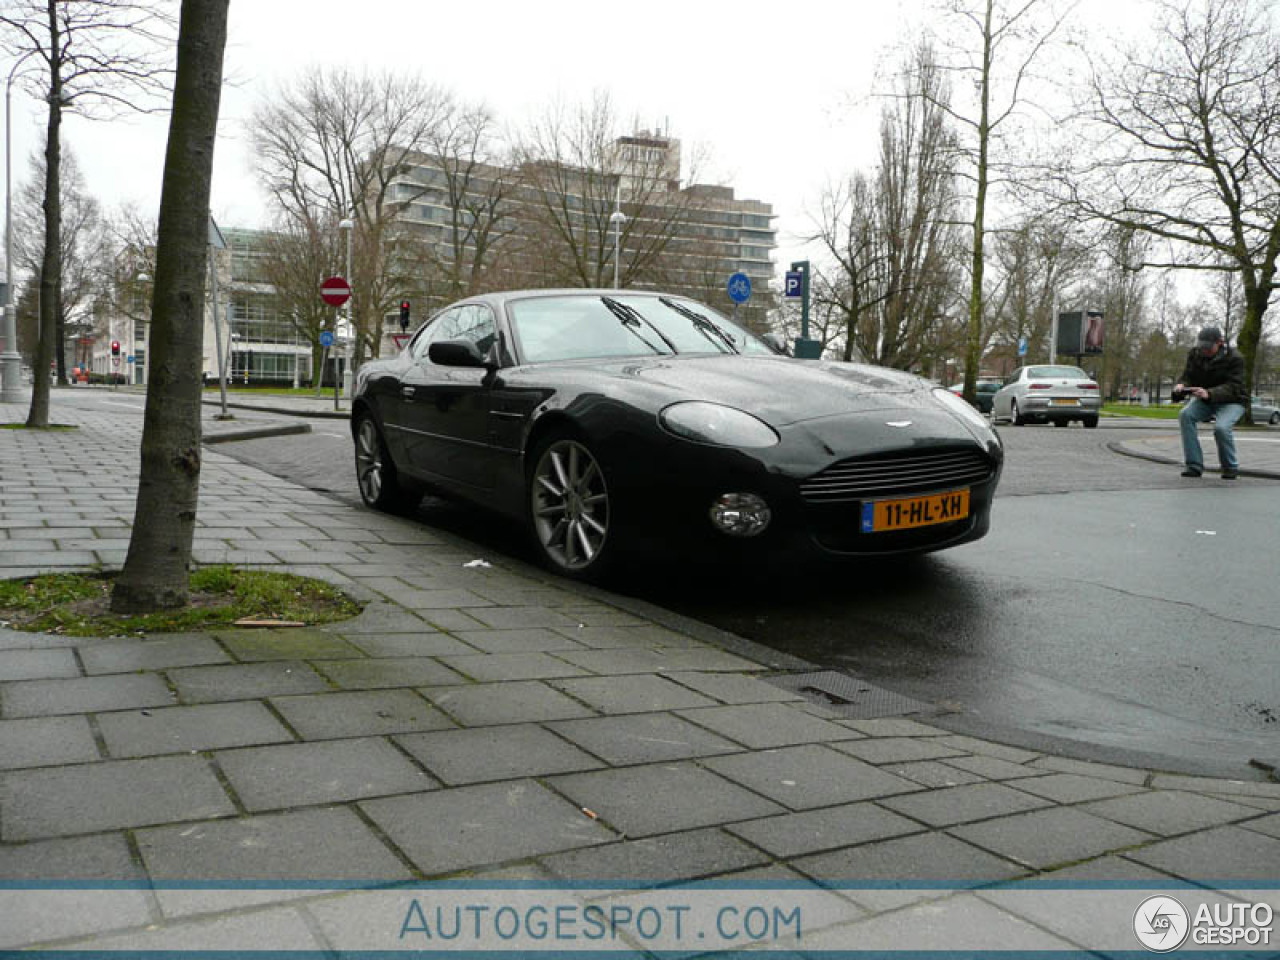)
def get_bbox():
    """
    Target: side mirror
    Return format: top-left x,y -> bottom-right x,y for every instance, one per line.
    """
762,333 -> 790,356
428,339 -> 486,368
